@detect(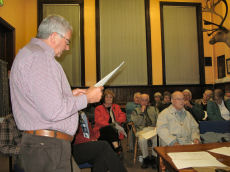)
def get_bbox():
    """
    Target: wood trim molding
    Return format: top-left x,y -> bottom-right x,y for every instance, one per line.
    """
145,0 -> 153,85
95,0 -> 100,82
0,17 -> 15,70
